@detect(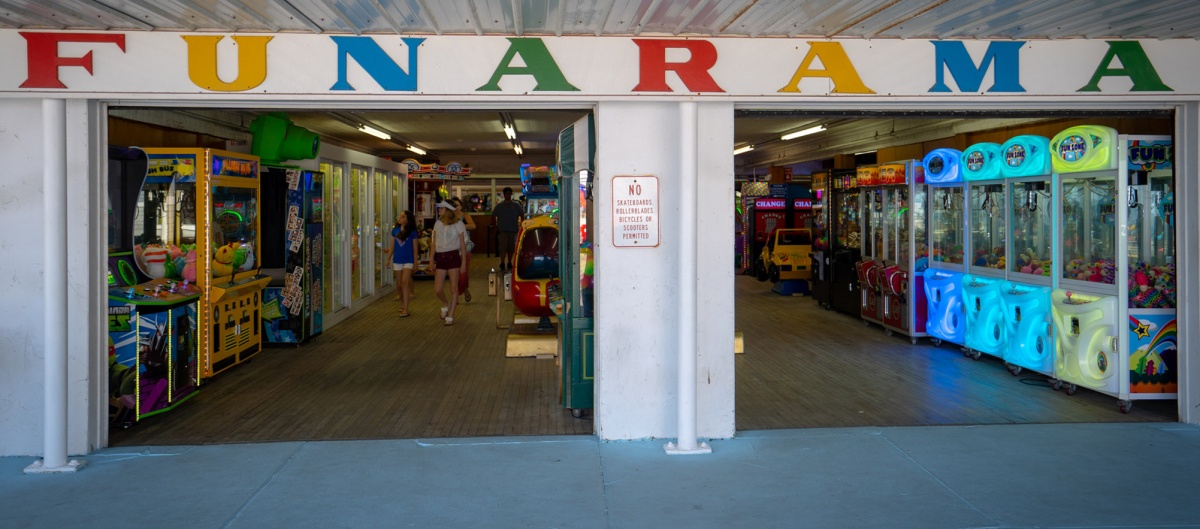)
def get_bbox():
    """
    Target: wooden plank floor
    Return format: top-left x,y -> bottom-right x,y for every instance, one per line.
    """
112,261 -> 1176,447
734,275 -> 1177,430
110,257 -> 591,446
